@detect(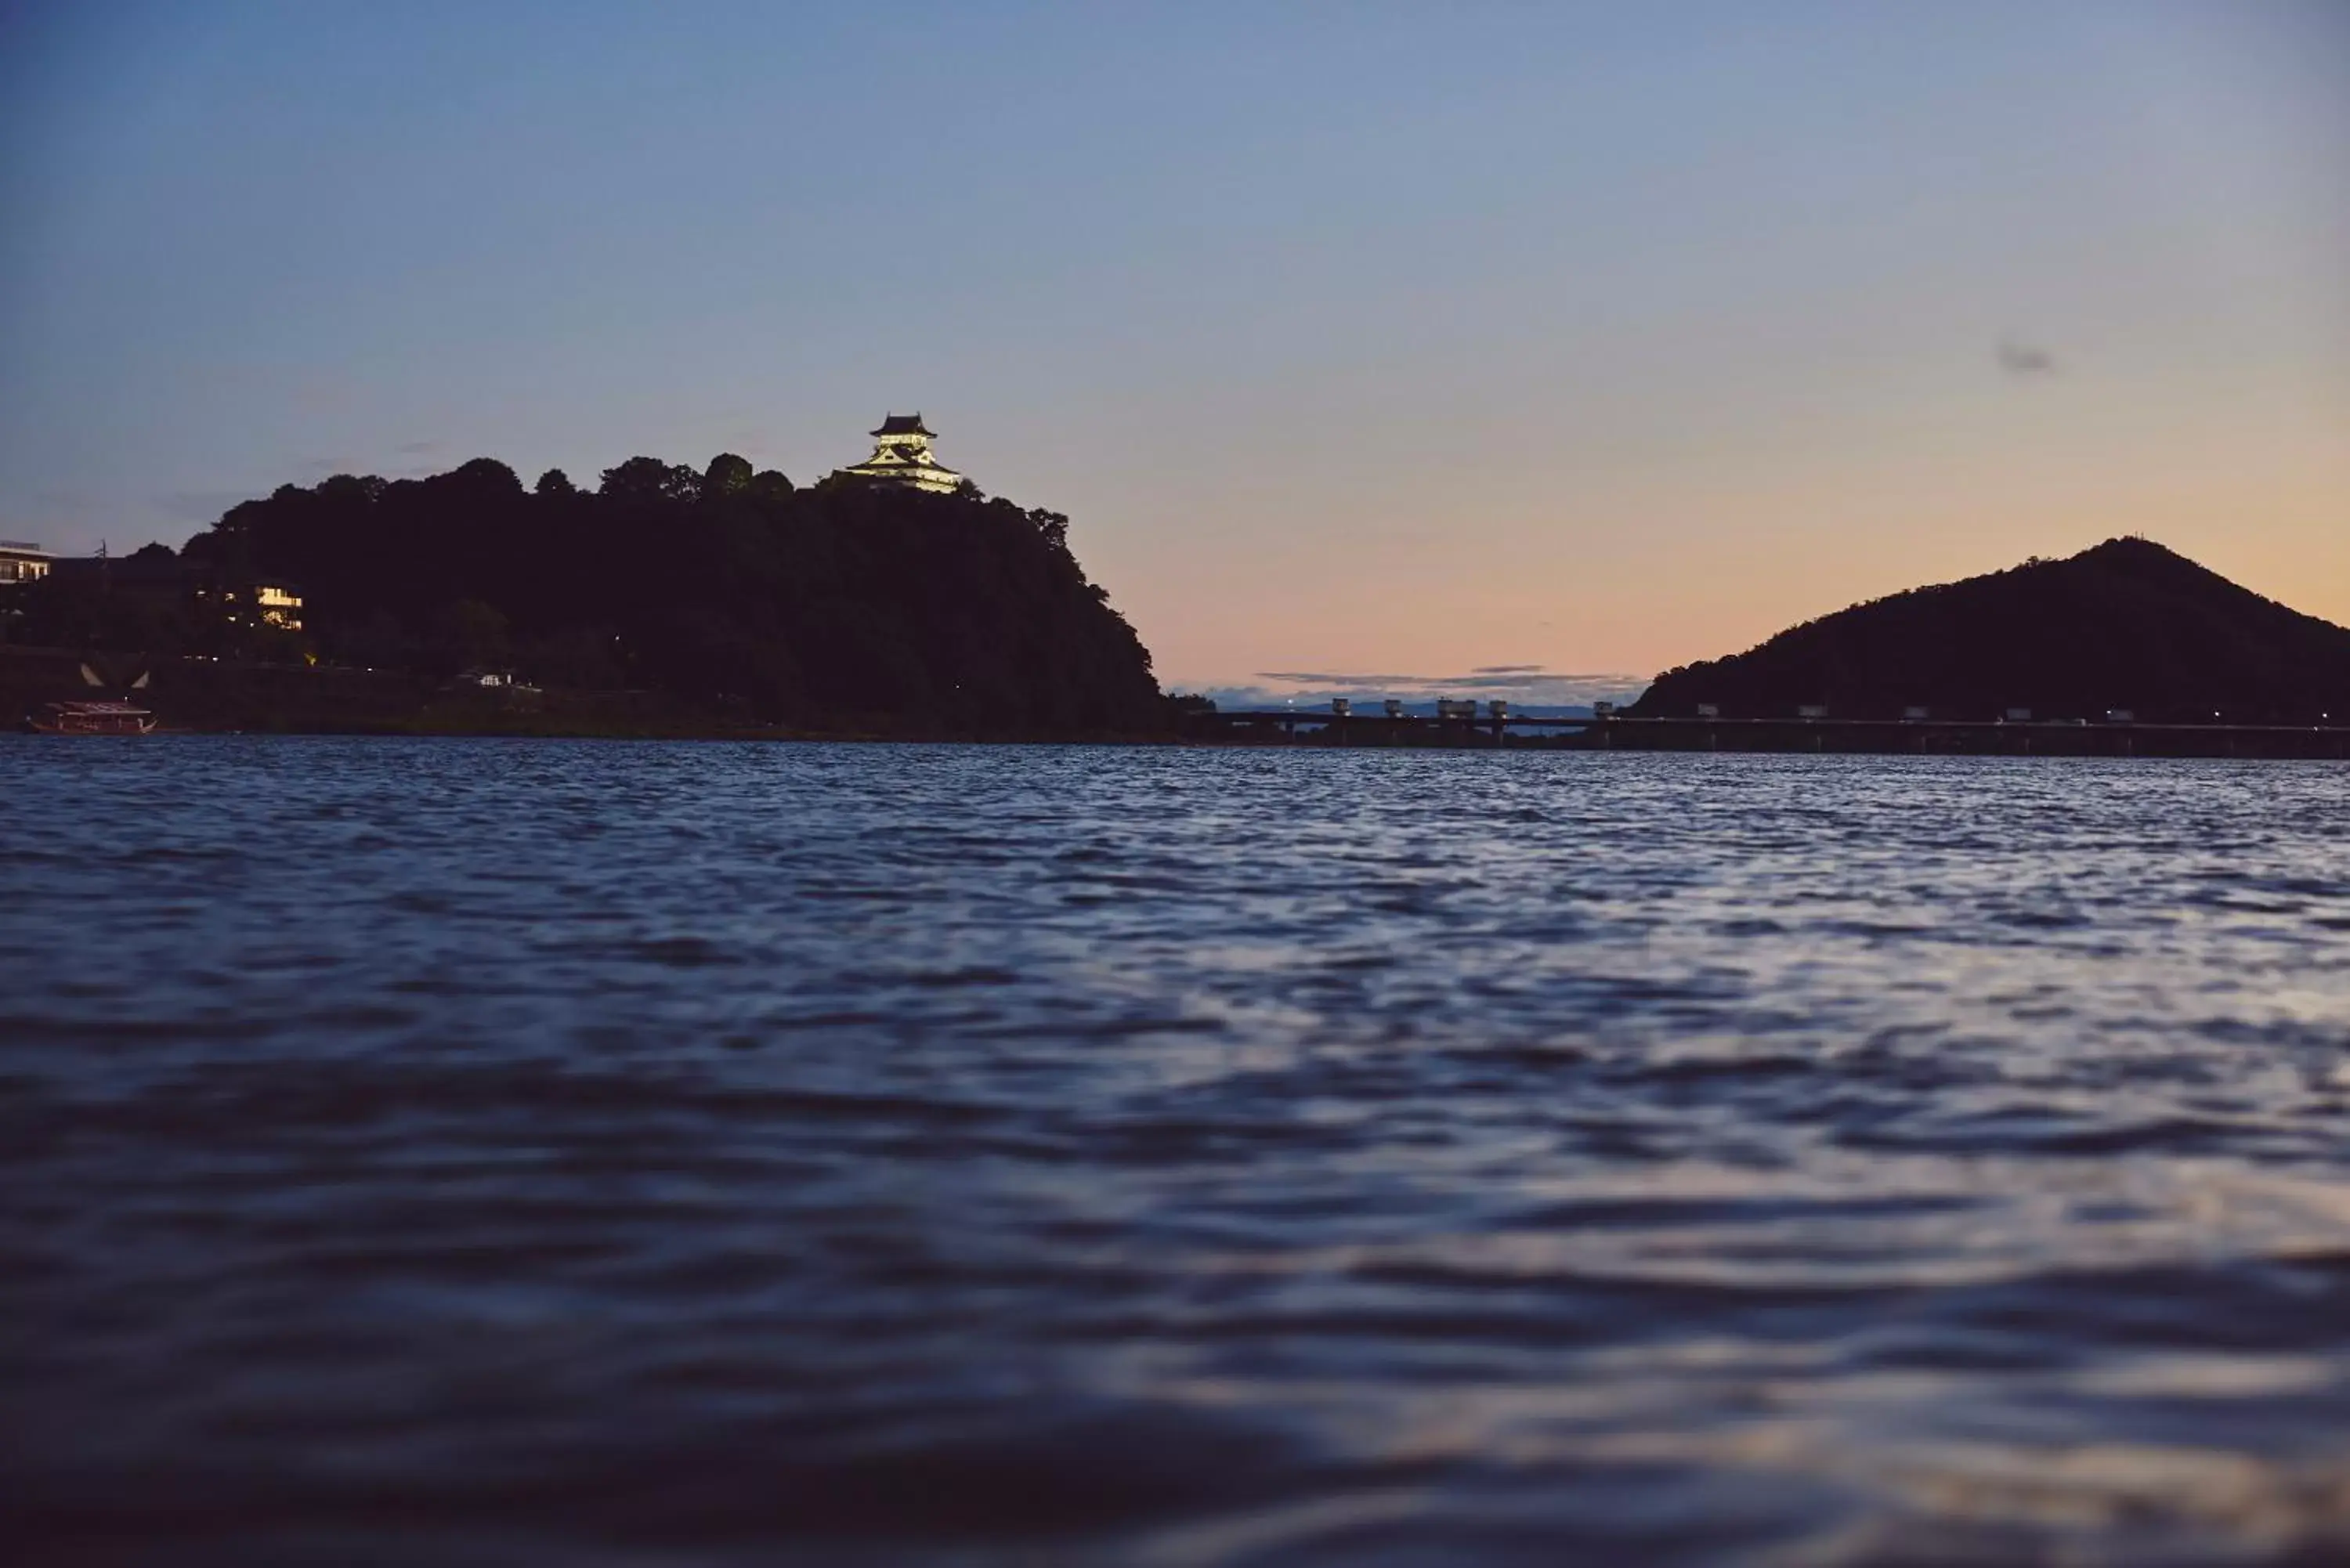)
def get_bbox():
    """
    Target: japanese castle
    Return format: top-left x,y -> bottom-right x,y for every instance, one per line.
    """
835,413 -> 965,494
